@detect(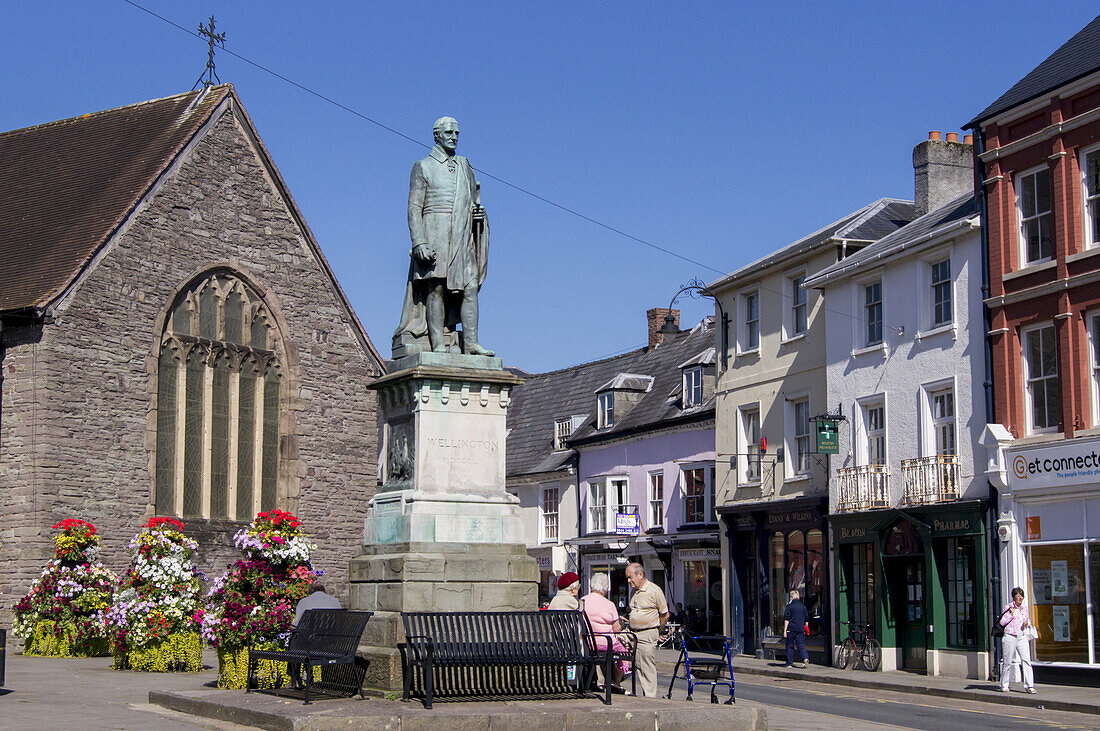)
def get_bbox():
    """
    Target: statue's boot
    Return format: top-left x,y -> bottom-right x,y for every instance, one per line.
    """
460,290 -> 494,356
466,339 -> 495,357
